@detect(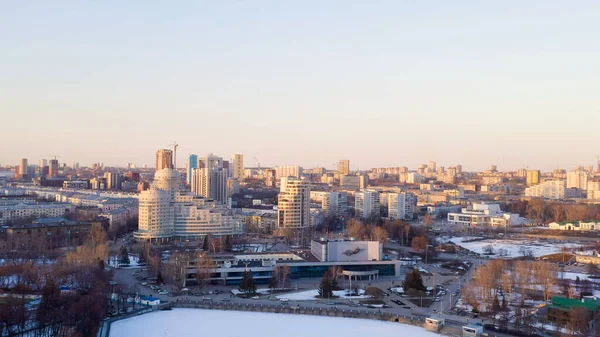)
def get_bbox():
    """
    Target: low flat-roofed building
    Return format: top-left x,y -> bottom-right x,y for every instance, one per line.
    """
447,203 -> 522,227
